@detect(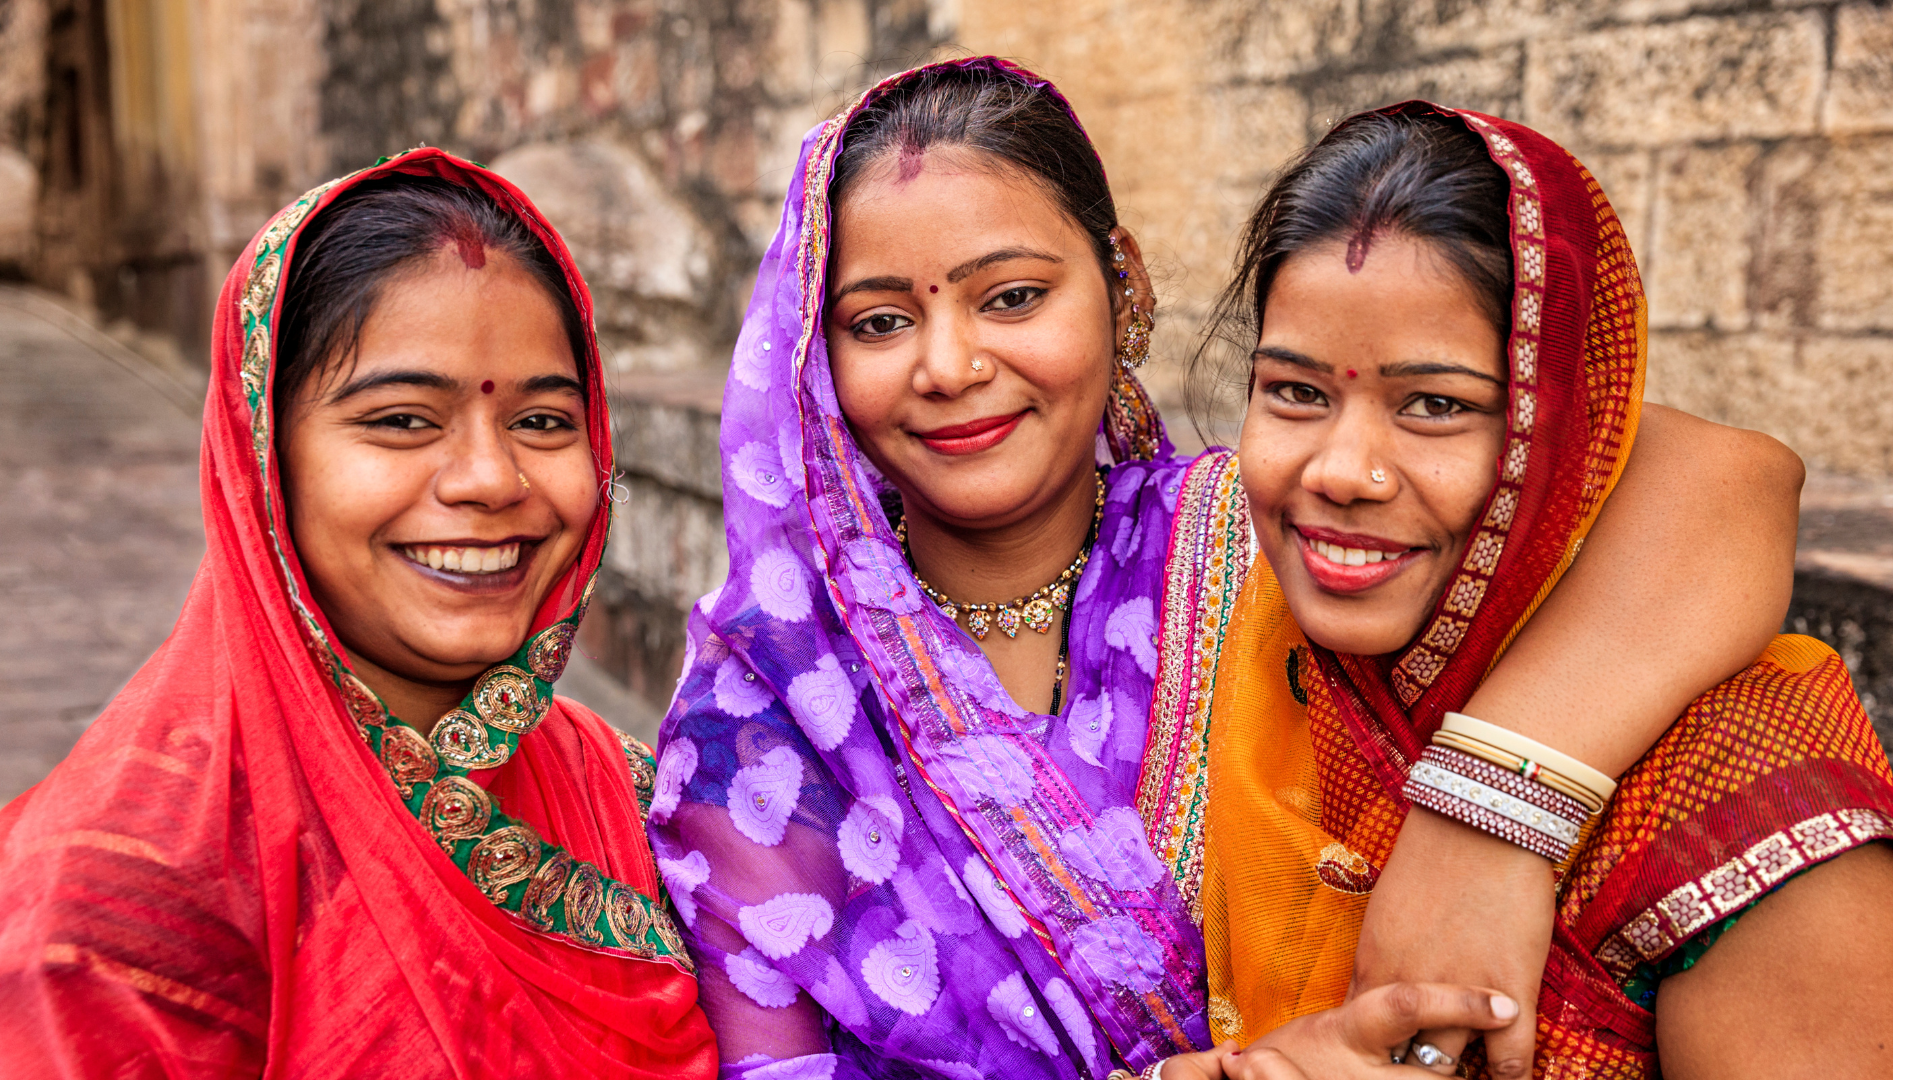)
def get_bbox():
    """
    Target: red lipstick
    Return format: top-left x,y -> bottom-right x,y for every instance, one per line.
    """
915,411 -> 1027,456
1291,524 -> 1421,595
